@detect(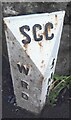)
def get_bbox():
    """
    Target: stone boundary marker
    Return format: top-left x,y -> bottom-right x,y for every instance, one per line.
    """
3,11 -> 65,113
